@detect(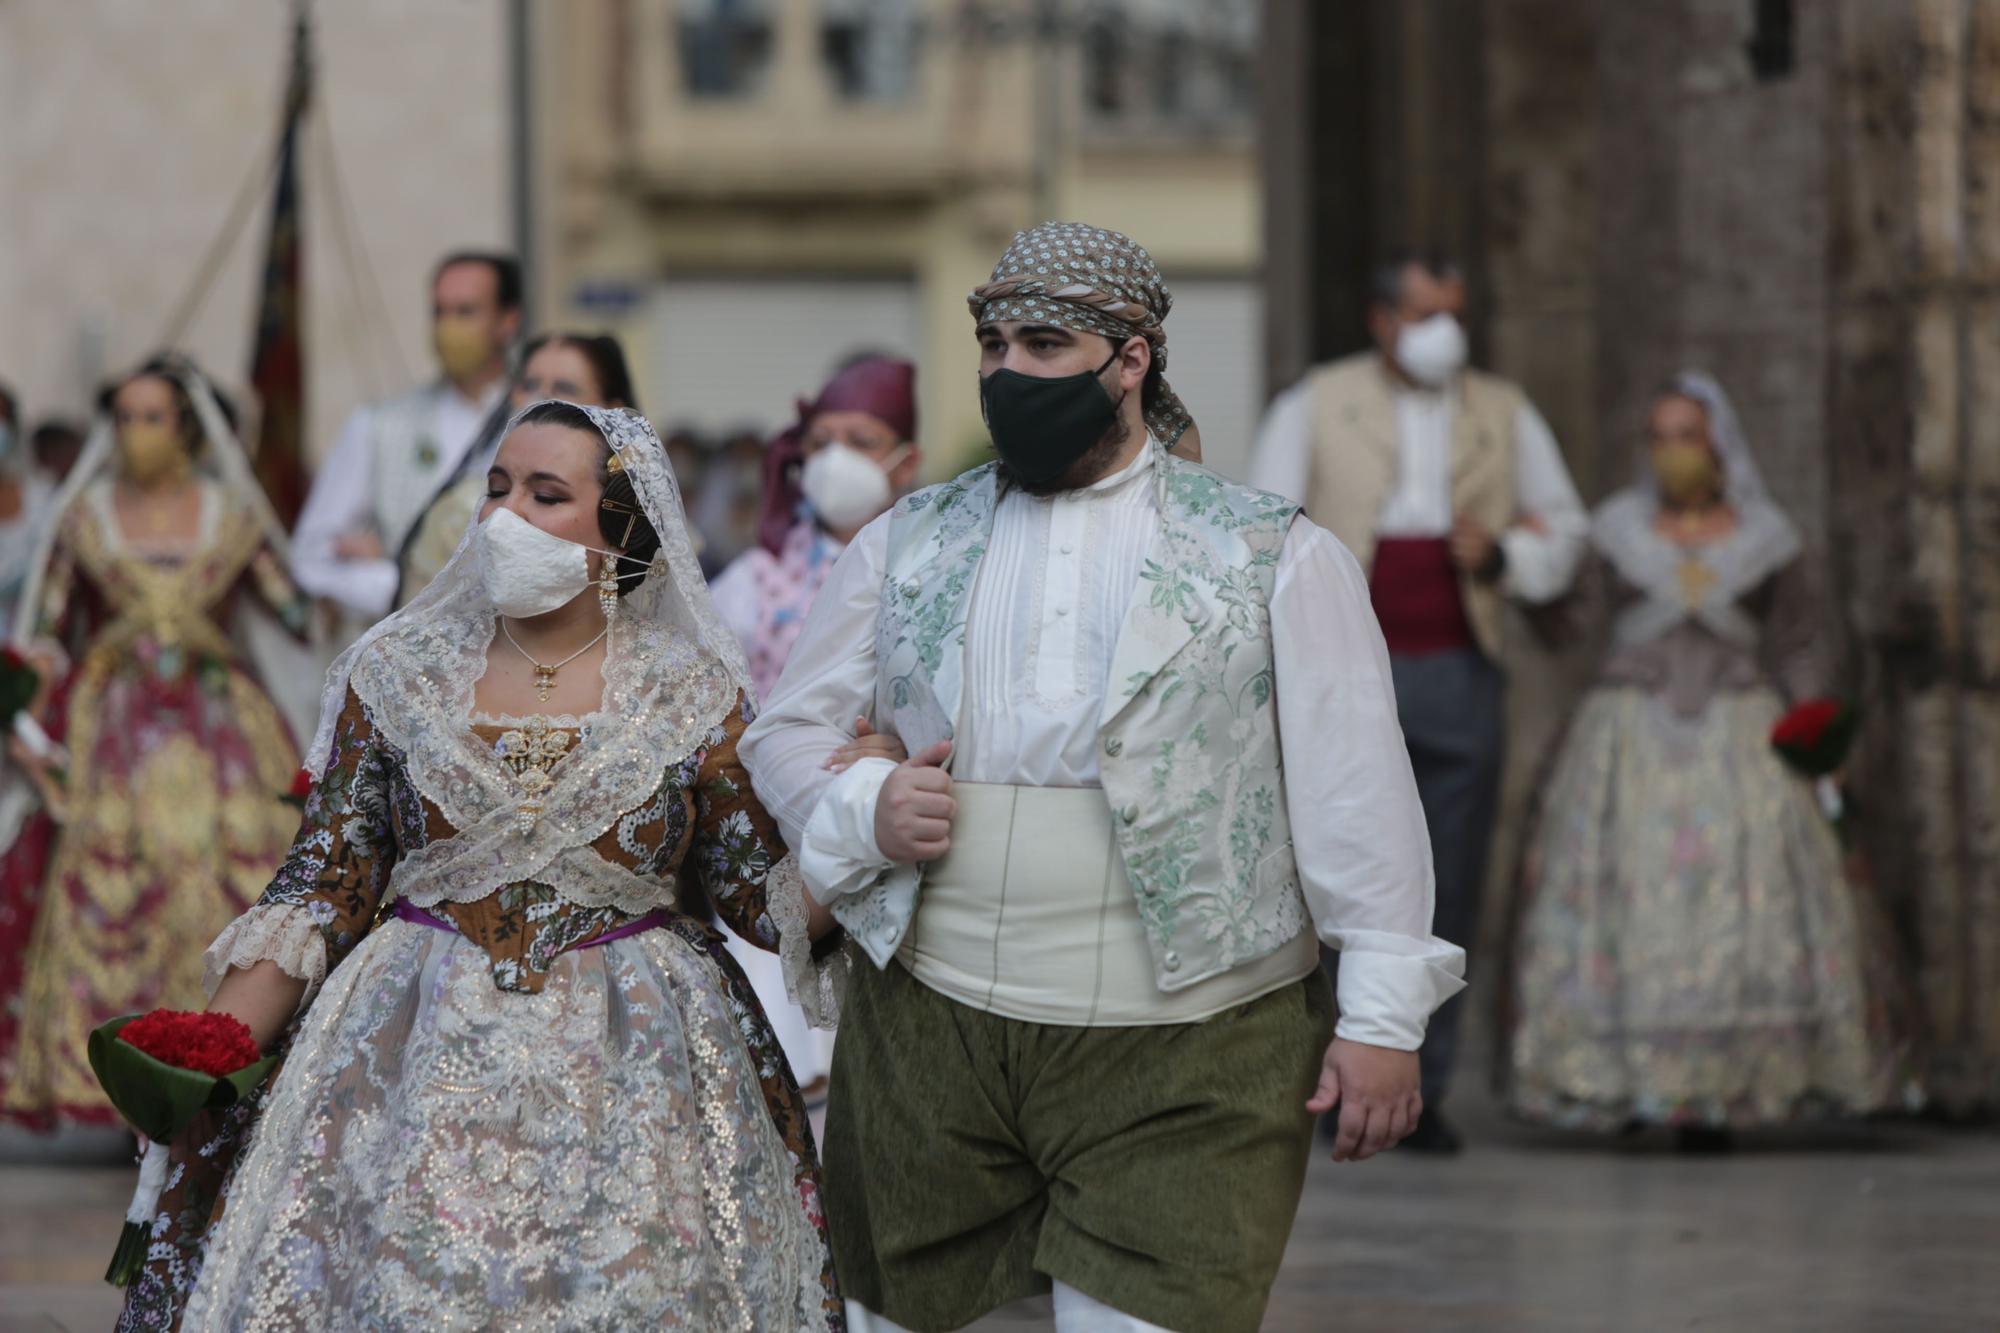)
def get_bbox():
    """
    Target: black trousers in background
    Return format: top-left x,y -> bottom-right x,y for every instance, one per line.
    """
1385,648 -> 1506,1106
